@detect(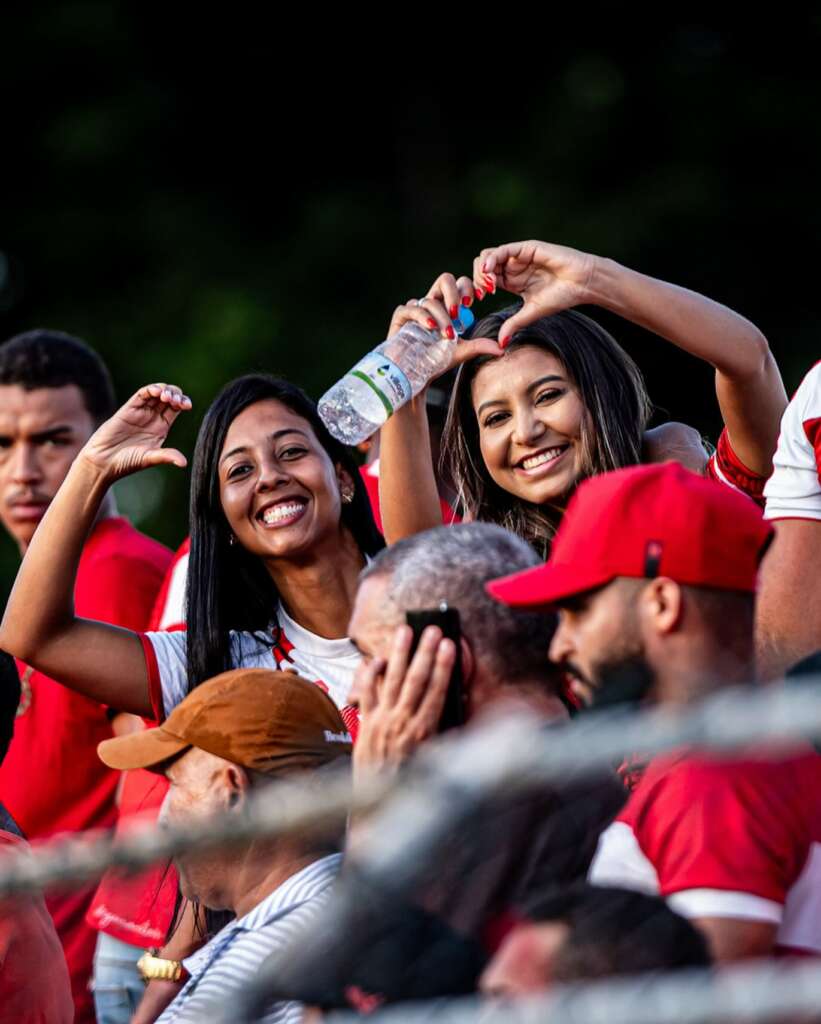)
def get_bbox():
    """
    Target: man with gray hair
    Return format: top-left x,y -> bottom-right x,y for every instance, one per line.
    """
348,522 -> 567,767
270,523 -> 625,1012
